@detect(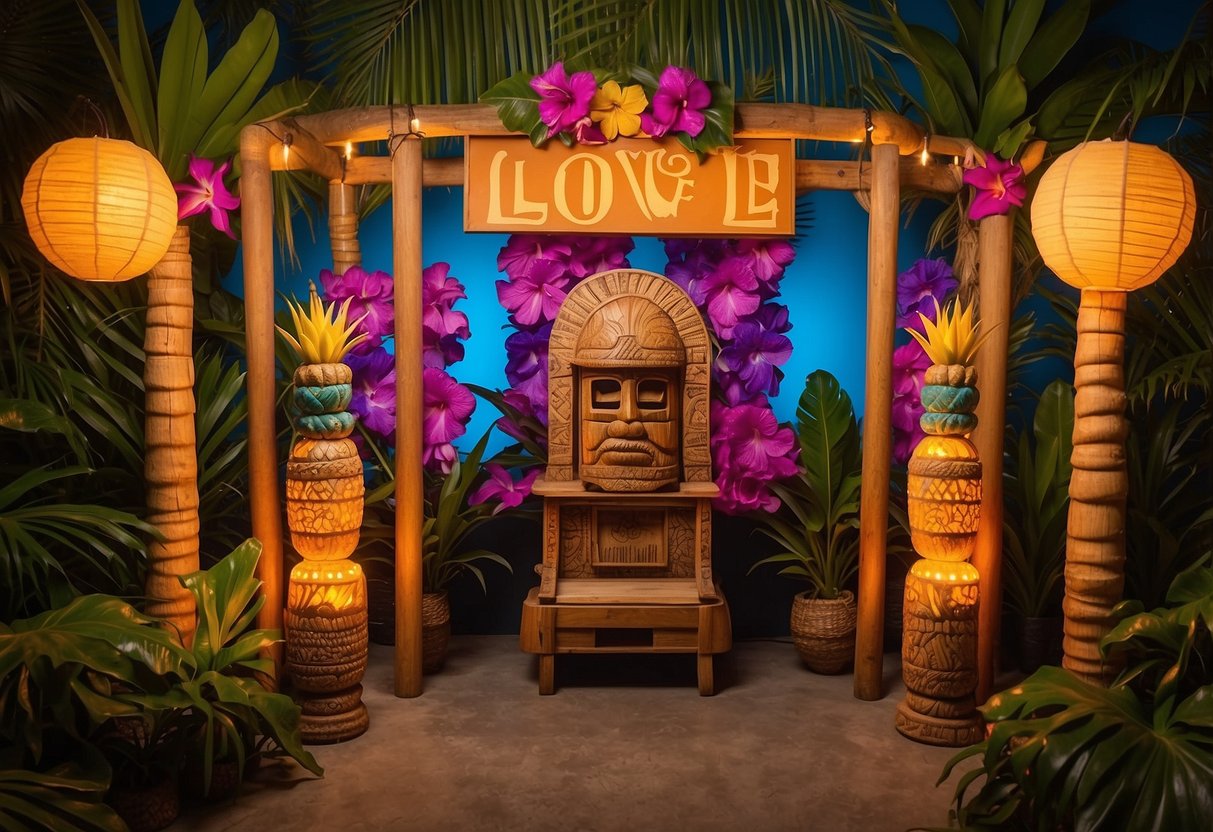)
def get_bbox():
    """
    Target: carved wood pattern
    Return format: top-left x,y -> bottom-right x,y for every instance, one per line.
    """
548,269 -> 710,485
896,573 -> 984,746
557,506 -> 695,578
